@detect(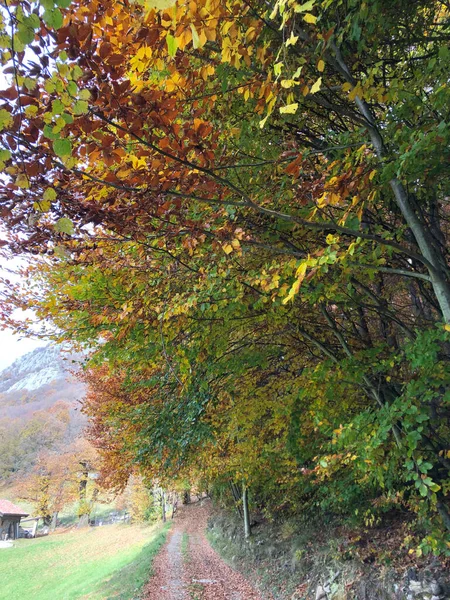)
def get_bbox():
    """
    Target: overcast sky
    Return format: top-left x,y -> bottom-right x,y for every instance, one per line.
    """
0,255 -> 46,372
0,328 -> 45,371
